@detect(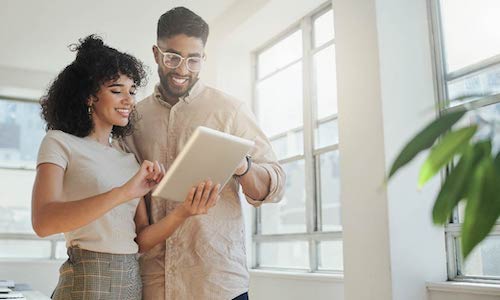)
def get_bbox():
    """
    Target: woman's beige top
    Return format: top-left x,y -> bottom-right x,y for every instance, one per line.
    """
37,130 -> 140,254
